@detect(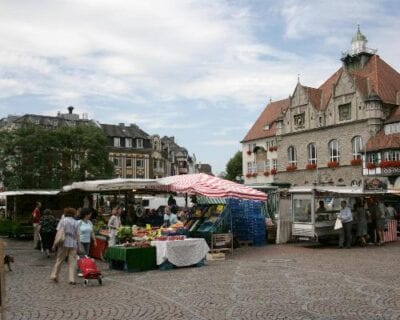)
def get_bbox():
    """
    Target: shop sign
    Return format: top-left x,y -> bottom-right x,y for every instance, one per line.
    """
381,167 -> 400,176
364,178 -> 387,191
